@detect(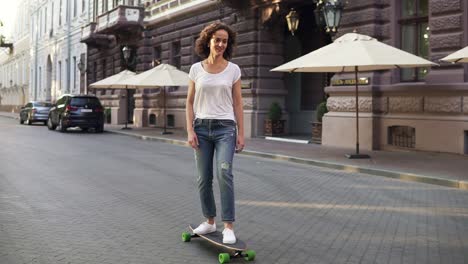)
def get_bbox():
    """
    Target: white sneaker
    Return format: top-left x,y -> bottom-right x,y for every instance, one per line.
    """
193,222 -> 216,235
222,228 -> 236,244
